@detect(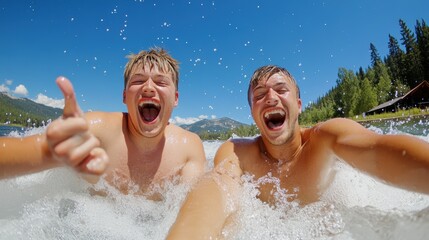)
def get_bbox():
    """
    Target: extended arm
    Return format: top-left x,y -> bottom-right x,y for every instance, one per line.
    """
167,141 -> 242,239
318,118 -> 429,194
0,77 -> 108,180
0,134 -> 57,178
